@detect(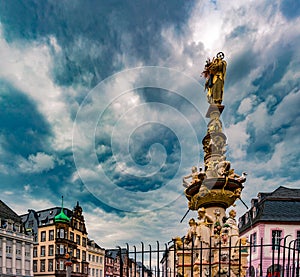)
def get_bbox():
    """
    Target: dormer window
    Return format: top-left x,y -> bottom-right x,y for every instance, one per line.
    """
7,219 -> 14,231
258,194 -> 261,202
1,220 -> 8,229
252,207 -> 256,218
245,212 -> 249,224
